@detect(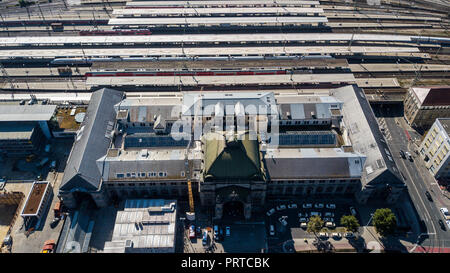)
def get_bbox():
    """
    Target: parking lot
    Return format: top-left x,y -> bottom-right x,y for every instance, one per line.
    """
264,199 -> 362,252
186,223 -> 266,253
